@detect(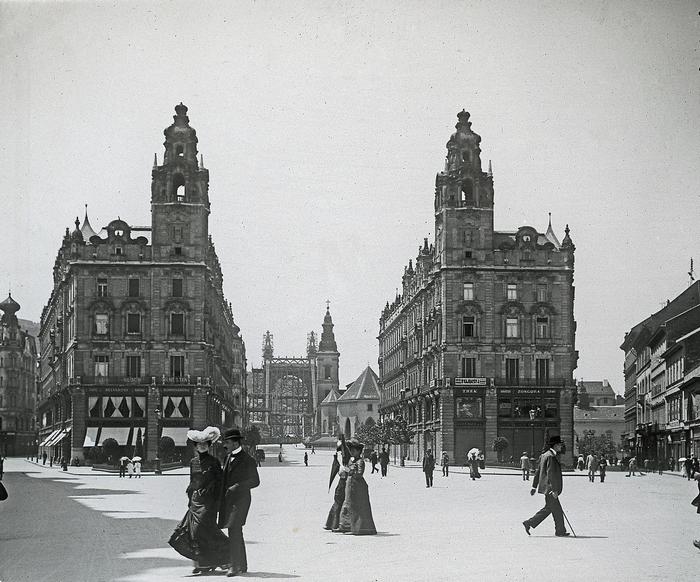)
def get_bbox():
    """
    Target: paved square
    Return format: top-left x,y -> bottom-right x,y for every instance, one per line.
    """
2,447 -> 698,582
